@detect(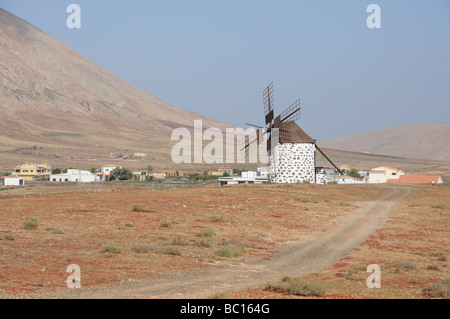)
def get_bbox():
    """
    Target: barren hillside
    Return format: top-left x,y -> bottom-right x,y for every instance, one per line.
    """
319,124 -> 450,162
0,8 -> 227,169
